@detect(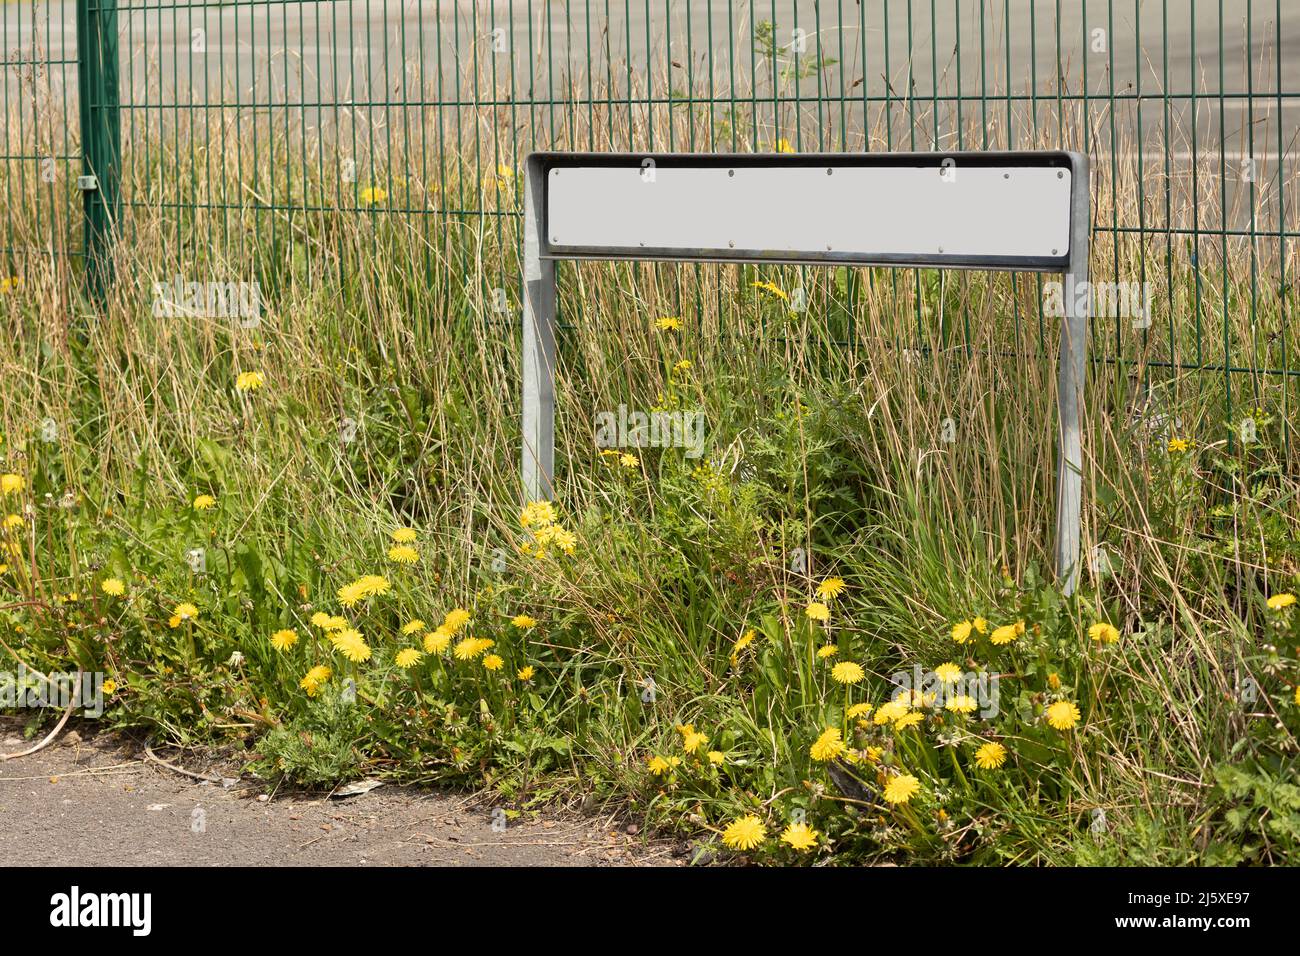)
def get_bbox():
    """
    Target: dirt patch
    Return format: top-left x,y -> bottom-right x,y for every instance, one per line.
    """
0,719 -> 685,866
